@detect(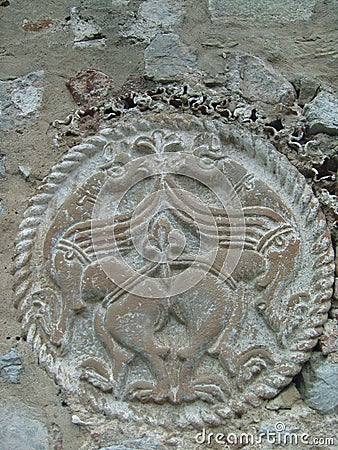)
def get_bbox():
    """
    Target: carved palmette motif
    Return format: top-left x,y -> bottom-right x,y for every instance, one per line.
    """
14,113 -> 334,427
